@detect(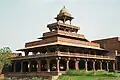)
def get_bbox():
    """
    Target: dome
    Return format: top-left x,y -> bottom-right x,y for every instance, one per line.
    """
59,6 -> 71,16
